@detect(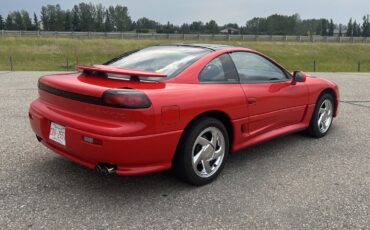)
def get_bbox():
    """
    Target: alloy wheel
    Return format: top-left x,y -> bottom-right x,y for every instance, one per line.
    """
191,127 -> 226,178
